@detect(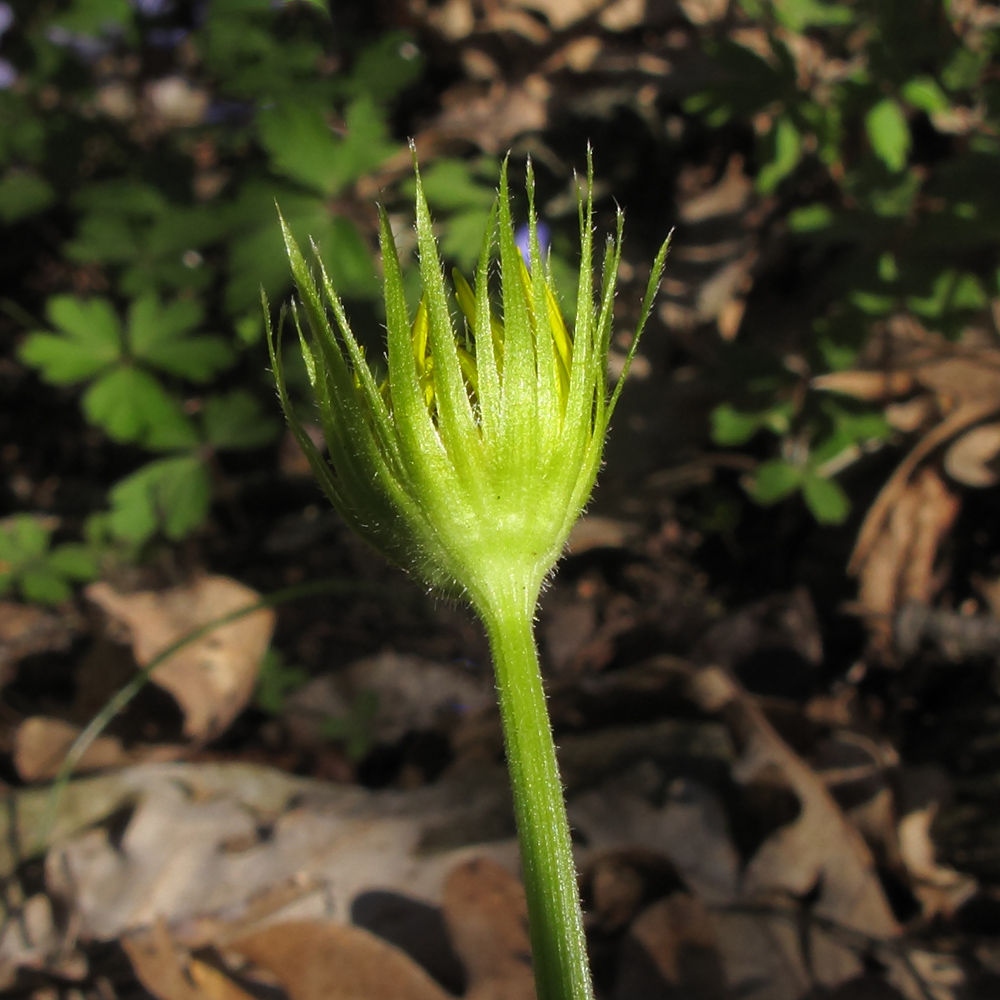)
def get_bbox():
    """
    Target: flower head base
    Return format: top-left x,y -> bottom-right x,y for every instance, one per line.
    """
266,150 -> 669,618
